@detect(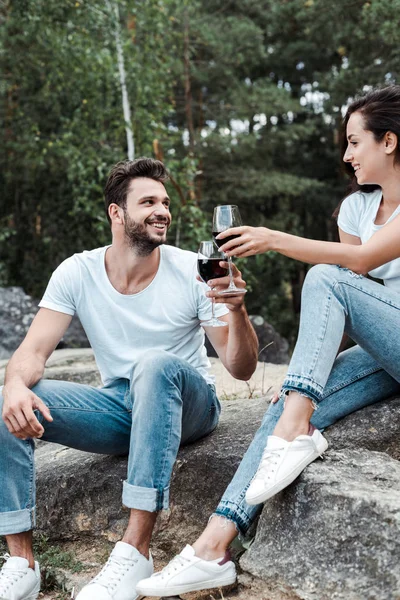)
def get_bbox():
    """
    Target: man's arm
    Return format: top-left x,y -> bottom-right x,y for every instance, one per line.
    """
203,262 -> 258,381
3,308 -> 72,440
